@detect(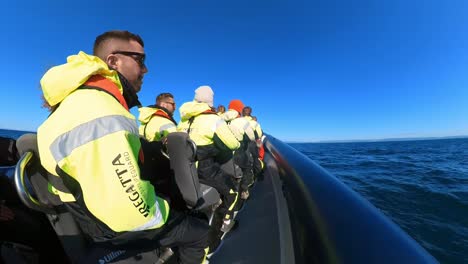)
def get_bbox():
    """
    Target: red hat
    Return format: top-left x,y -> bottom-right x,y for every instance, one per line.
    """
228,99 -> 244,114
